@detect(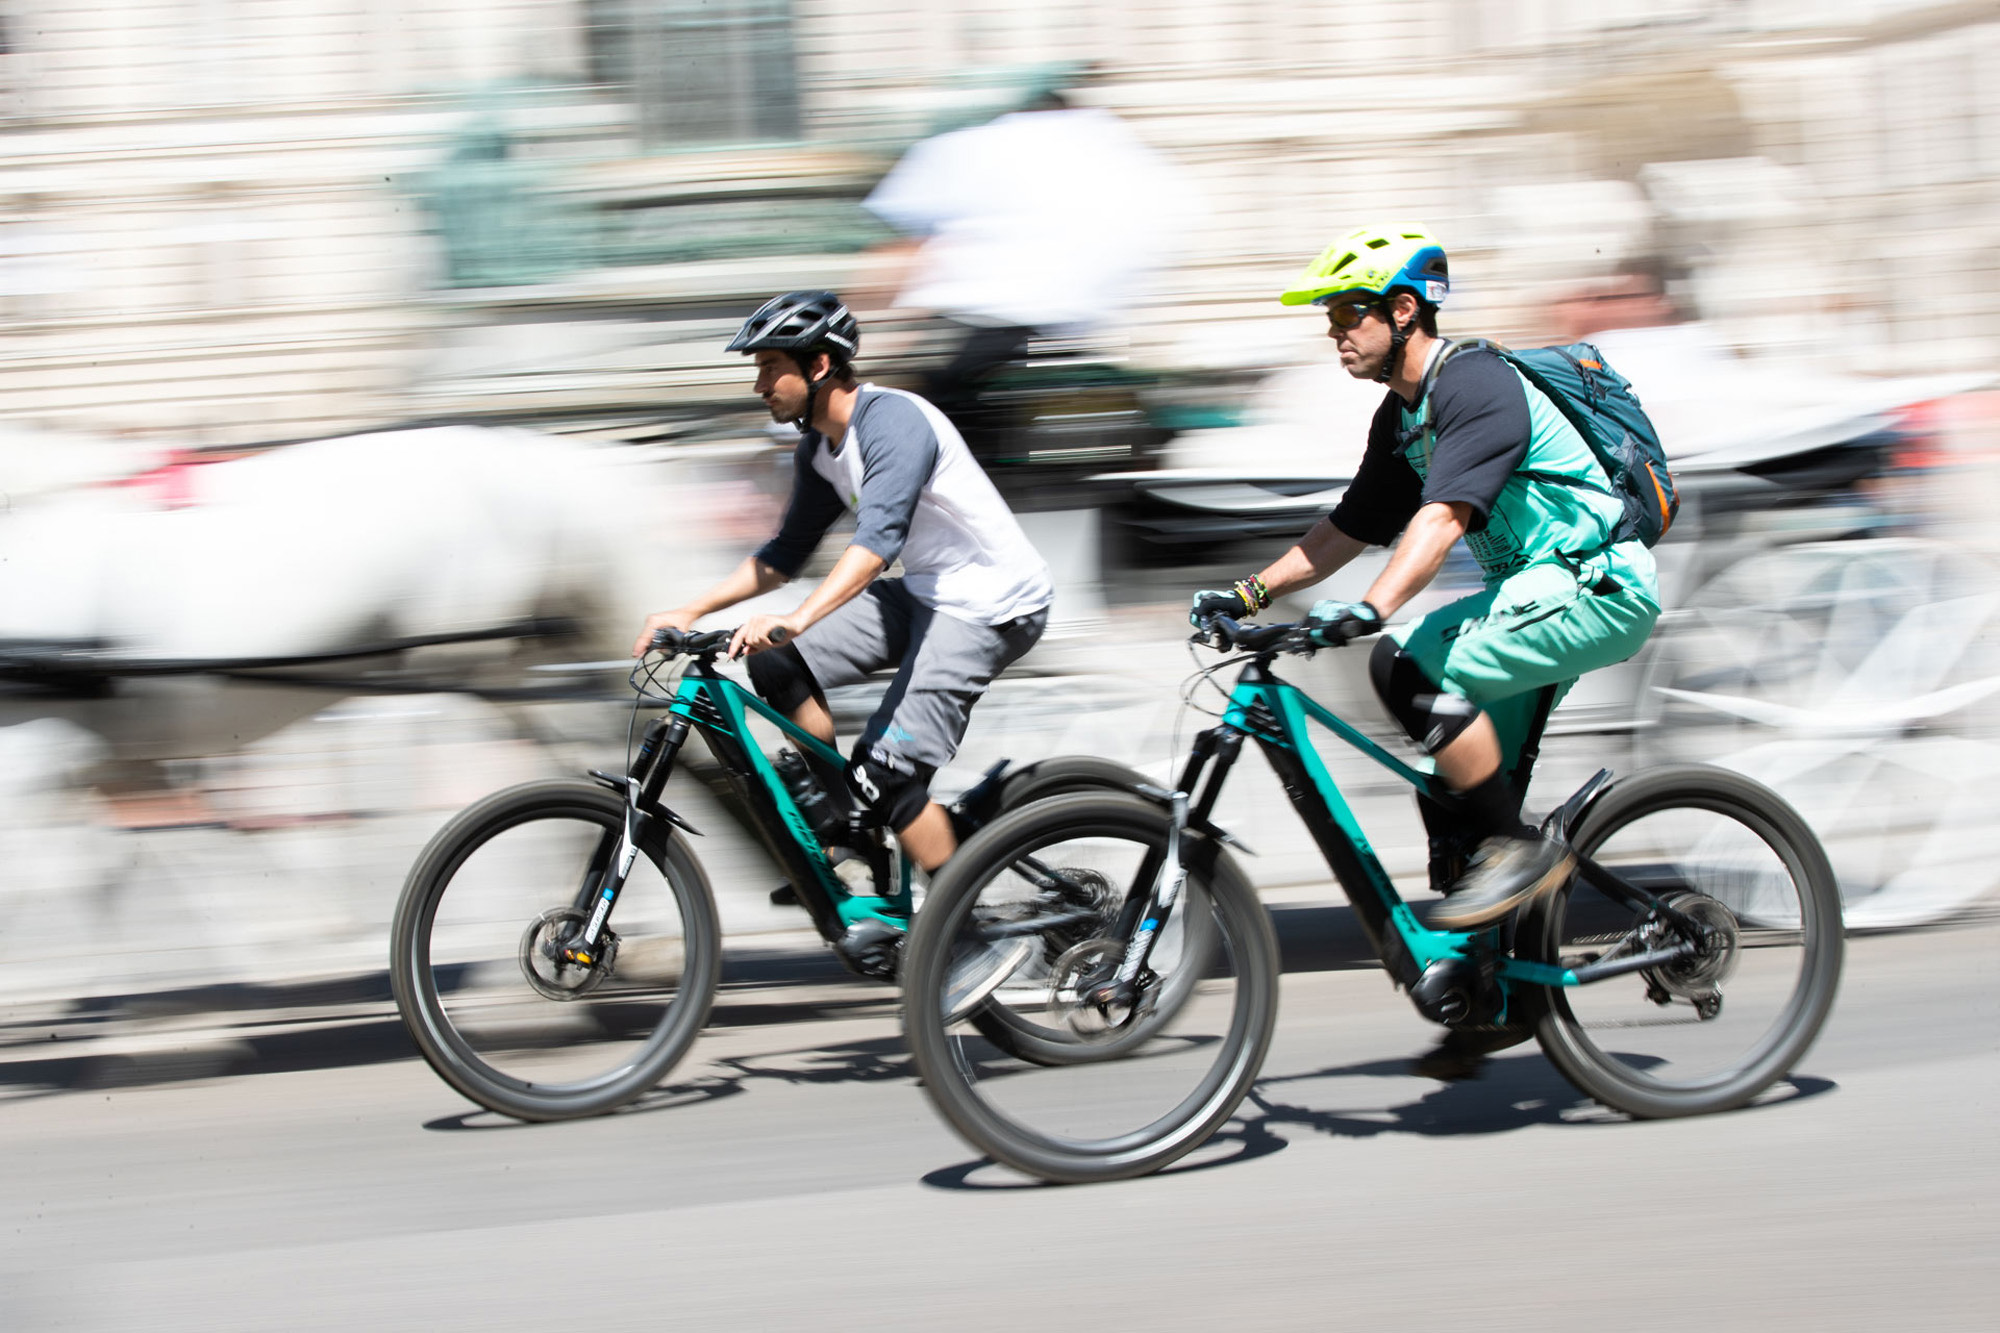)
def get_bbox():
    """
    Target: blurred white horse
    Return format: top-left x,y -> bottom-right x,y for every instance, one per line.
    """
0,425 -> 737,767
2,426 -> 650,659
